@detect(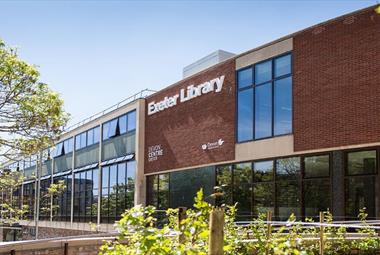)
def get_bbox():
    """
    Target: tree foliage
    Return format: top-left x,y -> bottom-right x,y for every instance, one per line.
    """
0,39 -> 69,160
